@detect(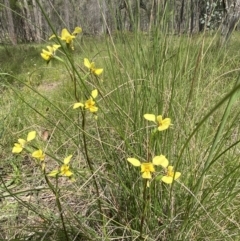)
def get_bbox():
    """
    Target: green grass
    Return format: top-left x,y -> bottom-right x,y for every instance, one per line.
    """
1,30 -> 240,240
